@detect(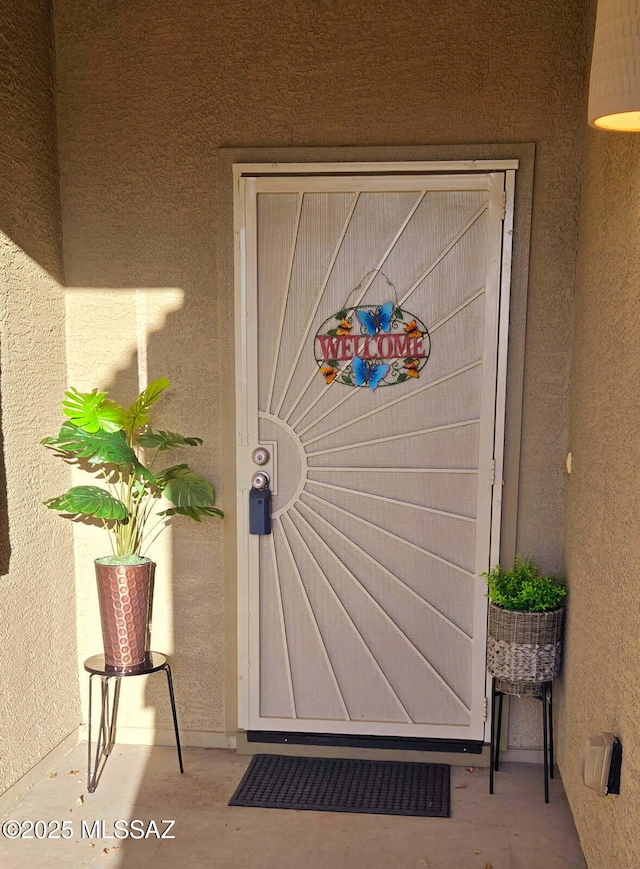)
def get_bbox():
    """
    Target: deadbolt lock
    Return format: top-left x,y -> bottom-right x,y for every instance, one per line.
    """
252,447 -> 271,466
